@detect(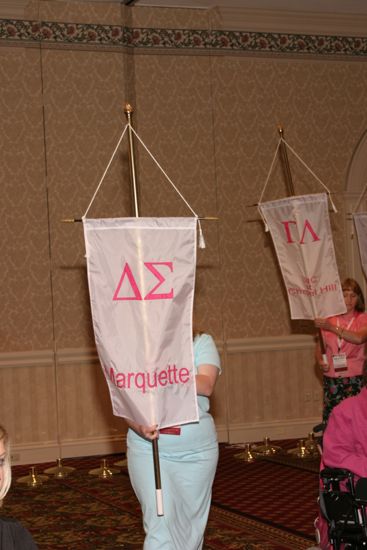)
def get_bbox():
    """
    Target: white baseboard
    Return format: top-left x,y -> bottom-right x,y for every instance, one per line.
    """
12,432 -> 230,464
227,417 -> 322,444
10,436 -> 127,466
10,418 -> 322,465
216,424 -> 229,442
